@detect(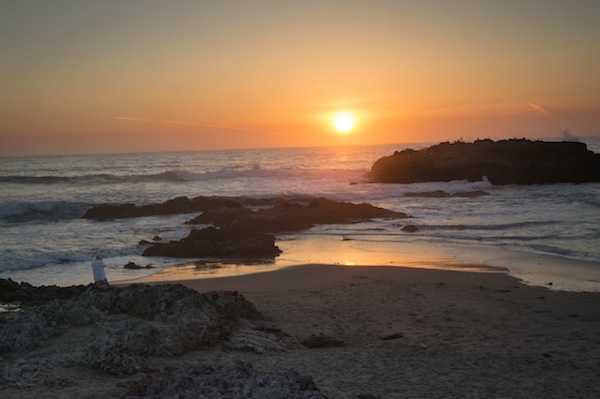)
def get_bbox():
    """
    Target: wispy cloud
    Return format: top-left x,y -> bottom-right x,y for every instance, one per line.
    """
527,102 -> 552,117
113,116 -> 283,137
114,116 -> 152,122
161,120 -> 238,131
115,116 -> 241,130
